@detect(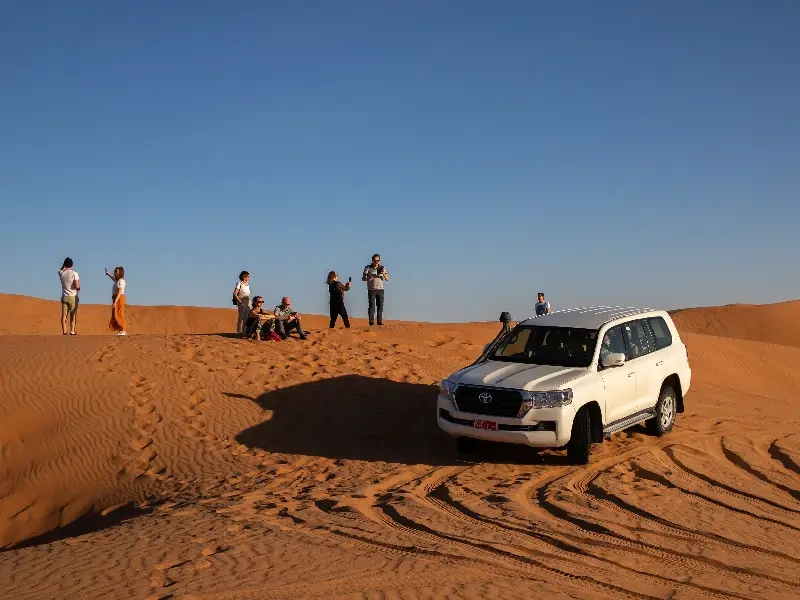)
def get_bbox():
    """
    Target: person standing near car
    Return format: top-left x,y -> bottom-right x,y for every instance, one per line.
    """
535,292 -> 551,316
58,257 -> 80,335
362,253 -> 388,326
